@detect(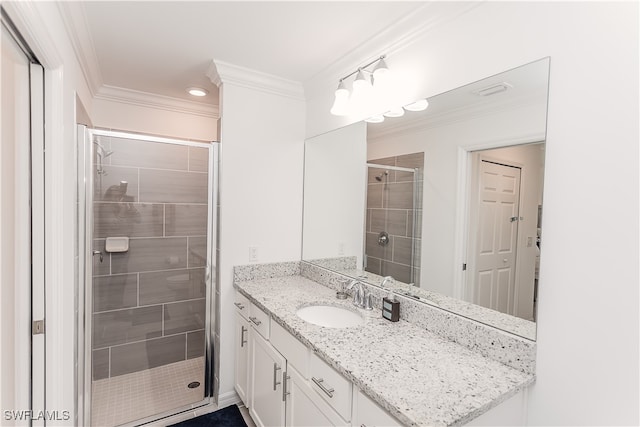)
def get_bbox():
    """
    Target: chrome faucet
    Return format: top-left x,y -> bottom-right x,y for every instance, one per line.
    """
381,276 -> 395,287
347,280 -> 373,310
